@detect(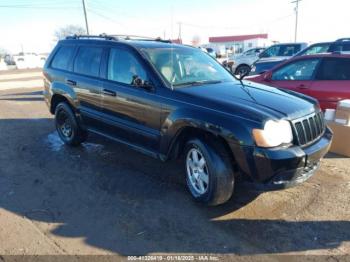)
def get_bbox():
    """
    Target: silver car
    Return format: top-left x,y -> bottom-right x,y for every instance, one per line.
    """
226,48 -> 265,76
